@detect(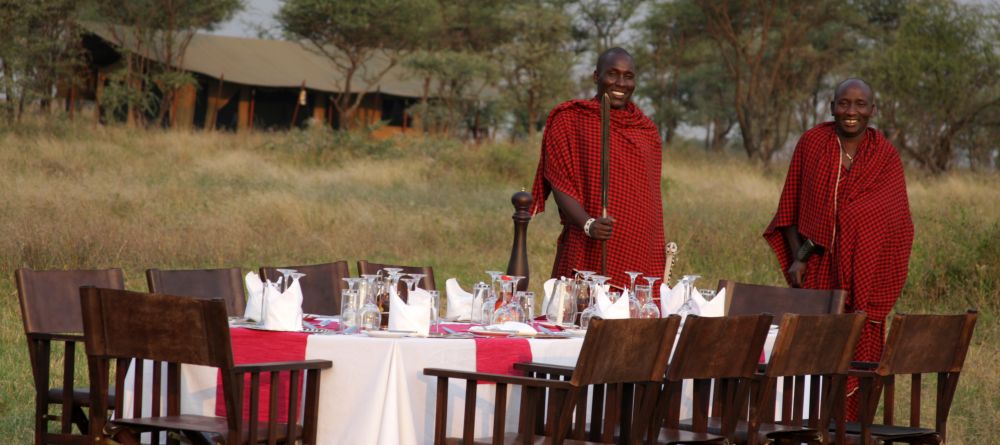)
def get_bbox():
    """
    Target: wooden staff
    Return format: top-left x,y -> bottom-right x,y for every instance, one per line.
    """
600,92 -> 610,276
